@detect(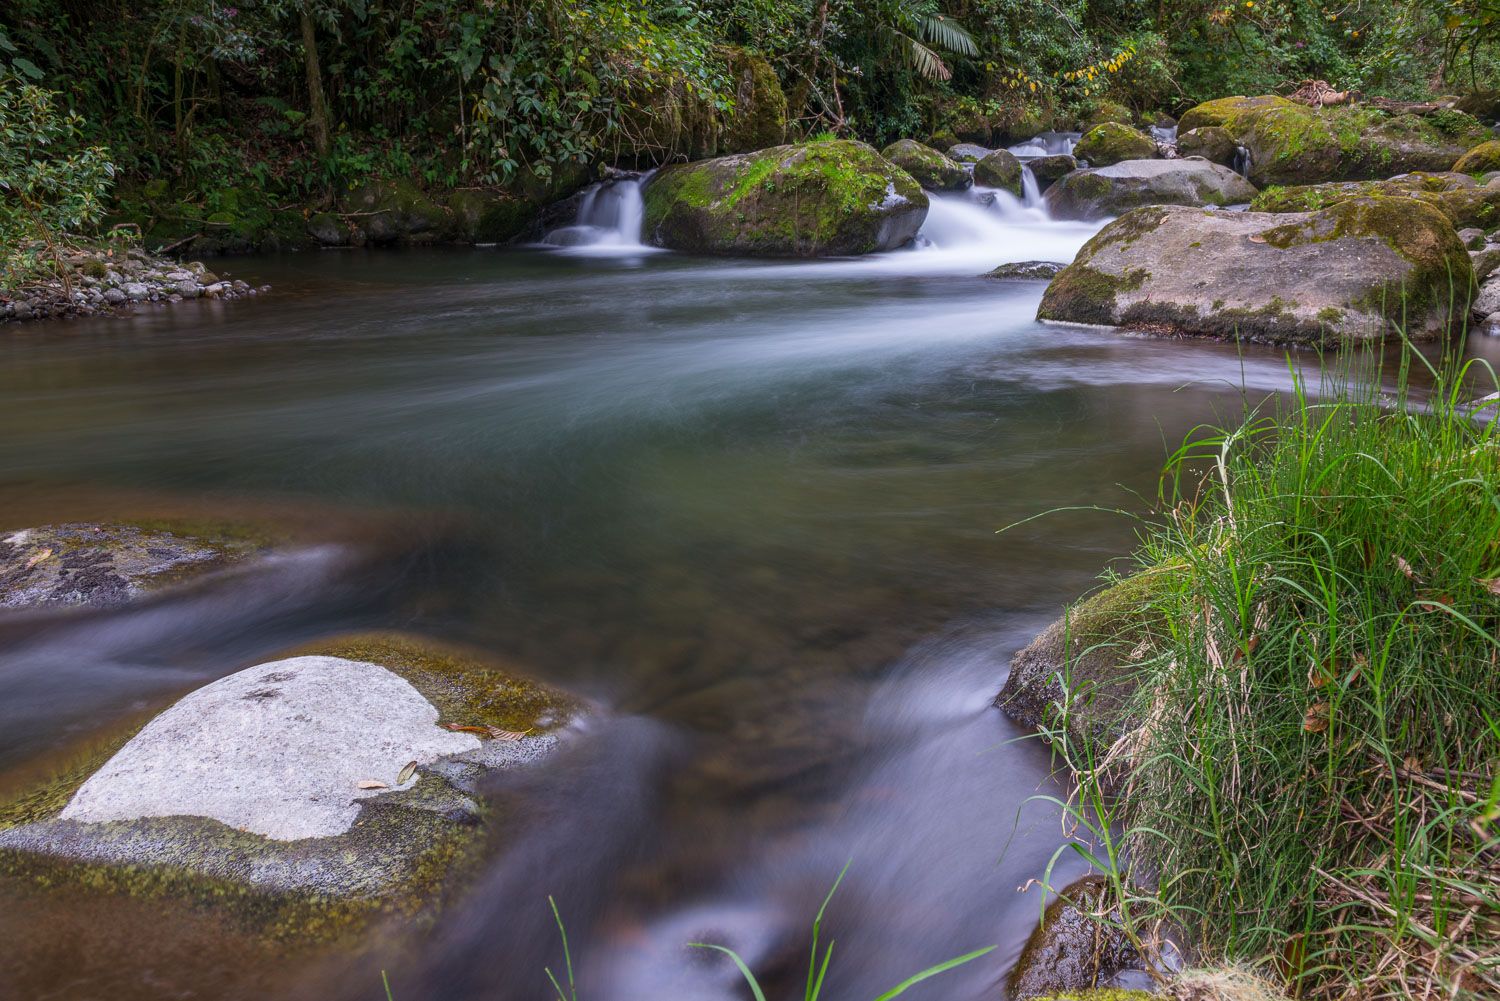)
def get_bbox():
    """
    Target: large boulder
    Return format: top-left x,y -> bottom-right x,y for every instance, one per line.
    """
1452,140 -> 1500,175
446,189 -> 536,243
0,634 -> 582,929
1176,96 -> 1490,187
1250,172 -> 1500,231
881,139 -> 970,191
973,149 -> 1024,196
1083,100 -> 1134,130
641,140 -> 928,257
0,522 -> 261,610
343,179 -> 450,245
1176,125 -> 1238,166
1044,159 -> 1257,220
946,142 -> 991,164
1074,123 -> 1156,167
720,48 -> 789,154
1036,198 -> 1473,345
